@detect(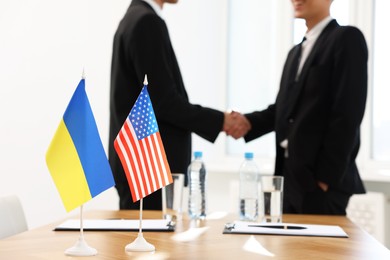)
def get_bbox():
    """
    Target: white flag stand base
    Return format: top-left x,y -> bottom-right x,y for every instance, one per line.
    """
64,205 -> 97,256
65,236 -> 97,256
125,199 -> 155,252
125,233 -> 155,252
